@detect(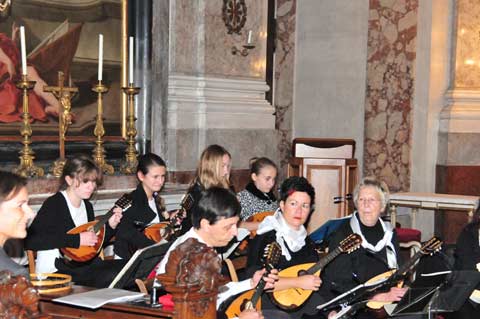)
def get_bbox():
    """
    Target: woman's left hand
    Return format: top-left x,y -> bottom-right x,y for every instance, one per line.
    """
251,268 -> 278,290
108,207 -> 123,229
371,287 -> 407,302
